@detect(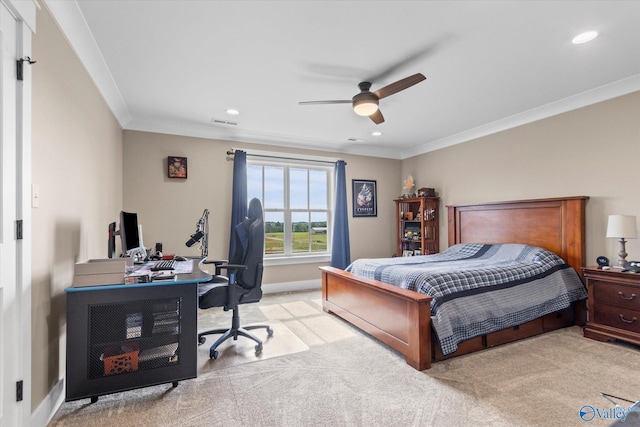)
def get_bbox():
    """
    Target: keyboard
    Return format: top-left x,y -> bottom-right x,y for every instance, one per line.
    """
151,259 -> 176,271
